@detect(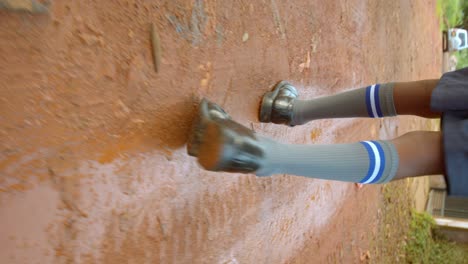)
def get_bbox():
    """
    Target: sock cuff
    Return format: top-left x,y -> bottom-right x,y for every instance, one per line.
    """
379,83 -> 397,116
359,140 -> 399,184
365,83 -> 397,118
